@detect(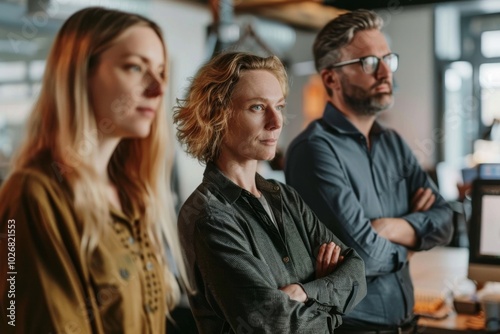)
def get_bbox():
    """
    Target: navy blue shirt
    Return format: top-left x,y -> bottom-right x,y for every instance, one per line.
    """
285,103 -> 453,327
